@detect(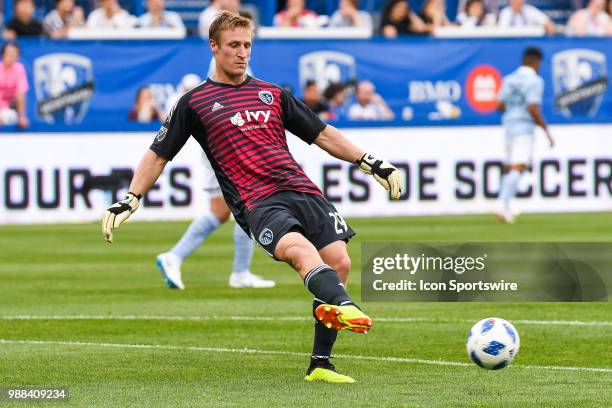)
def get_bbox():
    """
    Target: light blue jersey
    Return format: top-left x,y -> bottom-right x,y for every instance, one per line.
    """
498,66 -> 544,137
